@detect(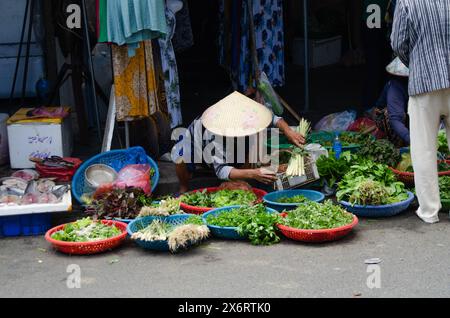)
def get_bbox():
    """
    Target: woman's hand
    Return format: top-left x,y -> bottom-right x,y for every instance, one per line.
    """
250,168 -> 278,185
285,128 -> 306,148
